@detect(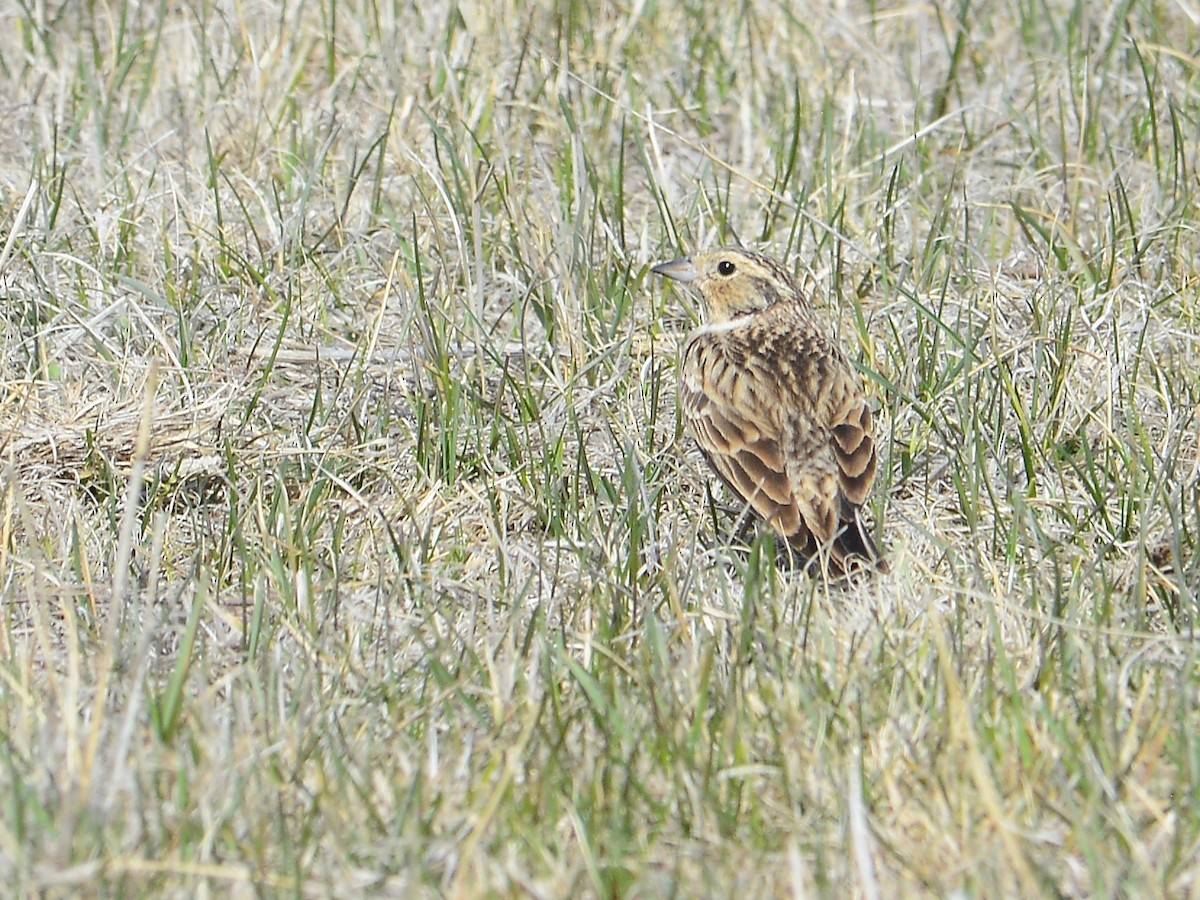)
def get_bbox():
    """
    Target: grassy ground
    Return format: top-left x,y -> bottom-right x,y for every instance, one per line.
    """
1,0 -> 1198,895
